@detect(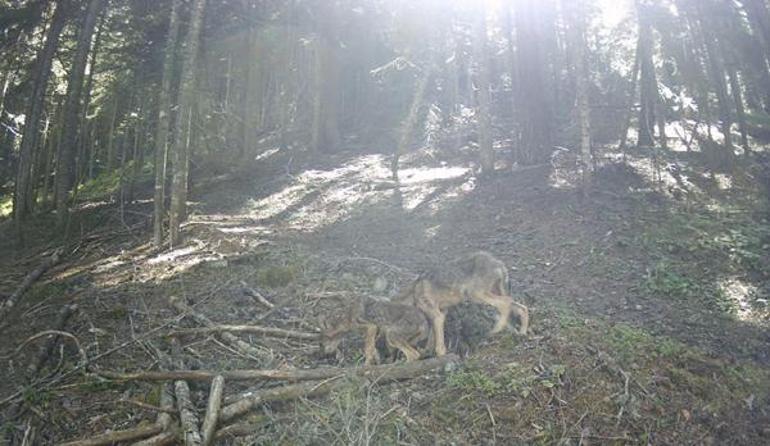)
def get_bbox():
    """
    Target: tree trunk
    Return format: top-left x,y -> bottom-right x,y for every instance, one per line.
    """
391,66 -> 433,179
568,0 -> 593,193
514,0 -> 553,165
41,97 -> 64,211
154,0 -> 182,247
105,95 -> 119,171
169,0 -> 207,246
619,35 -> 640,153
55,0 -> 105,229
13,0 -> 67,222
75,17 -> 103,189
311,8 -> 341,154
727,67 -> 750,153
474,9 -> 494,173
637,2 -> 656,148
